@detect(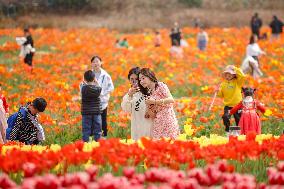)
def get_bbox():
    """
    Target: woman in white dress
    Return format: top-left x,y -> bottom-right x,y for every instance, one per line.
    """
246,35 -> 265,67
170,40 -> 183,59
241,56 -> 263,79
121,67 -> 153,140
